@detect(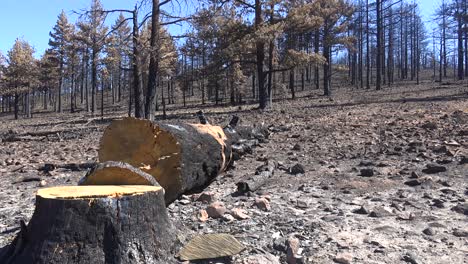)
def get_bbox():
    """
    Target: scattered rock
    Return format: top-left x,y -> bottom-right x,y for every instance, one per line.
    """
39,180 -> 47,187
451,203 -> 468,215
273,237 -> 287,252
222,213 -> 235,222
292,144 -> 301,151
286,236 -> 301,264
432,199 -> 445,208
422,227 -> 435,236
333,253 -> 353,264
254,197 -> 271,212
402,252 -> 422,264
198,209 -> 209,222
289,164 -> 305,175
178,233 -> 245,261
352,205 -> 370,215
369,207 -> 393,218
452,228 -> 468,237
421,122 -> 437,130
410,171 -> 420,179
360,168 -> 374,177
242,253 -> 280,264
230,208 -> 250,220
404,179 -> 421,187
206,201 -> 227,218
197,192 -> 217,204
422,164 -> 447,174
